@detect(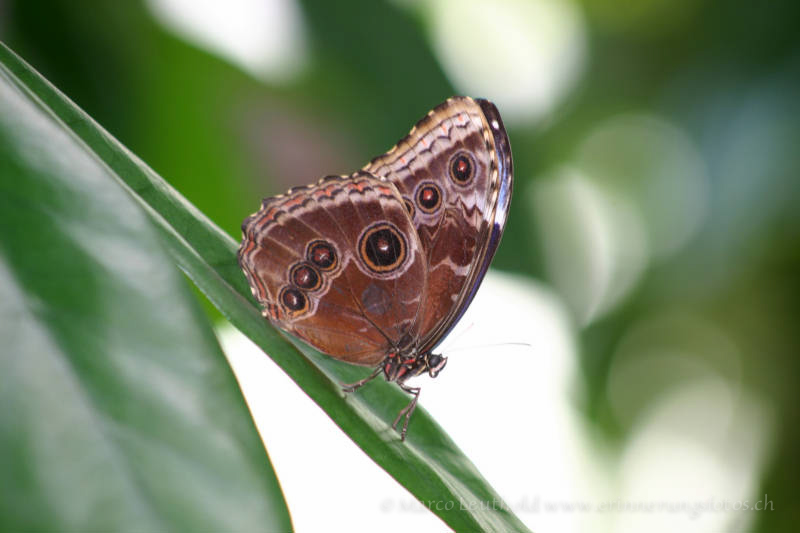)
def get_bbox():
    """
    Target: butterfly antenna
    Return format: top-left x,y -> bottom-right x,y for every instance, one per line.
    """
437,321 -> 476,353
443,341 -> 534,356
